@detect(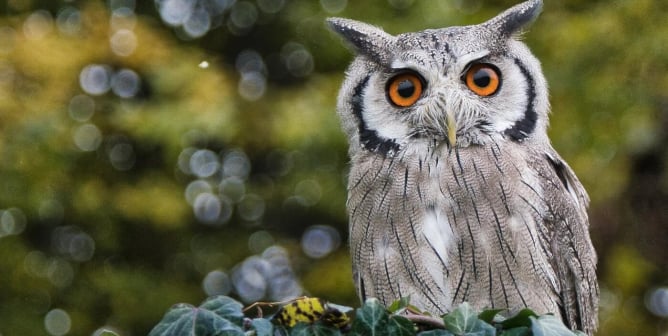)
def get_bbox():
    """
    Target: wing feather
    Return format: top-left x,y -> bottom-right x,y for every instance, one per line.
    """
534,151 -> 599,334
